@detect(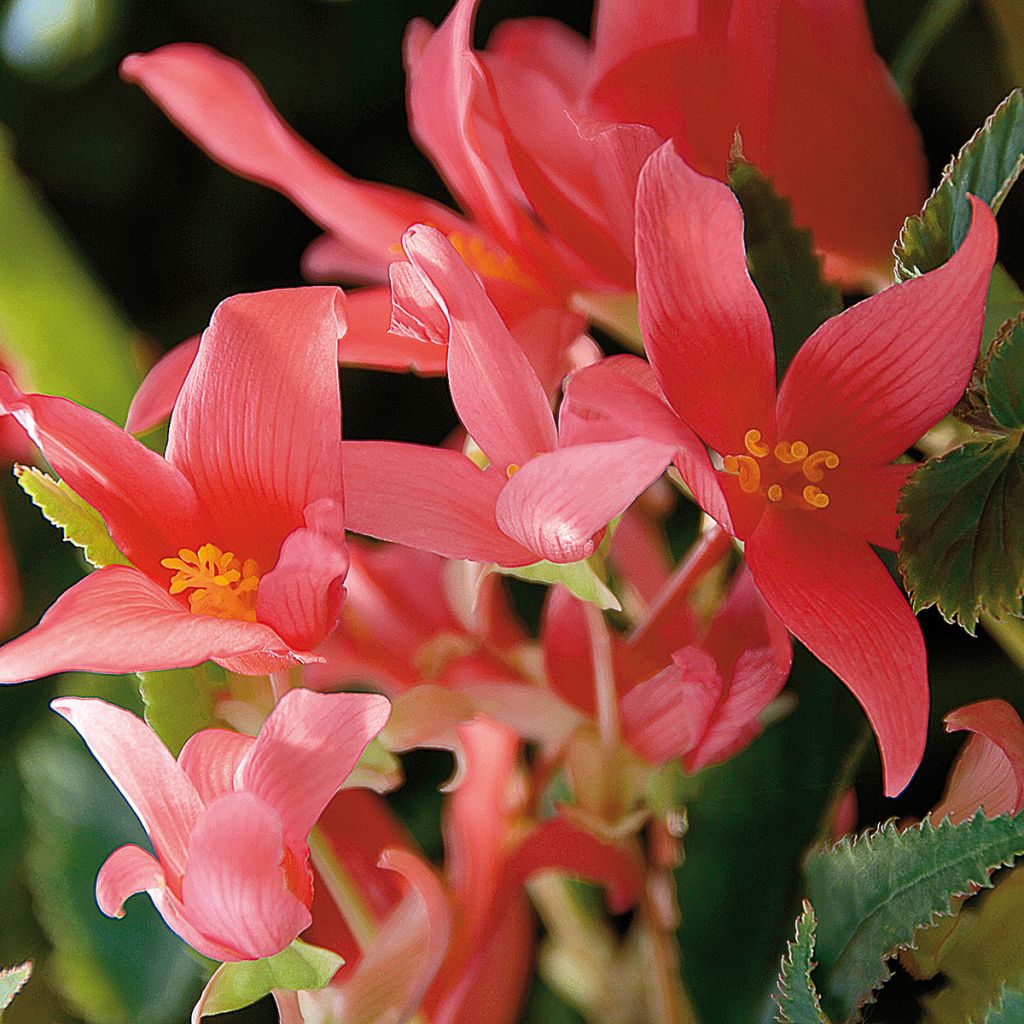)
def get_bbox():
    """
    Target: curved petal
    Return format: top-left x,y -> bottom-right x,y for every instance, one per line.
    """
121,44 -> 463,283
823,463 -> 915,551
635,142 -> 776,456
745,507 -> 928,796
495,438 -> 674,563
239,689 -> 391,842
182,791 -> 311,961
177,729 -> 255,805
0,566 -> 299,683
96,844 -> 167,918
51,696 -> 201,880
166,287 -> 345,569
125,336 -> 200,435
777,197 -> 998,466
341,285 -> 448,375
0,373 -> 205,580
343,441 -> 537,566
